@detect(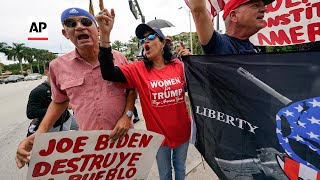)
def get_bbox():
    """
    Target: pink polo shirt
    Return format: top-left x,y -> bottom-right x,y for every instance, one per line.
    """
50,49 -> 129,131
